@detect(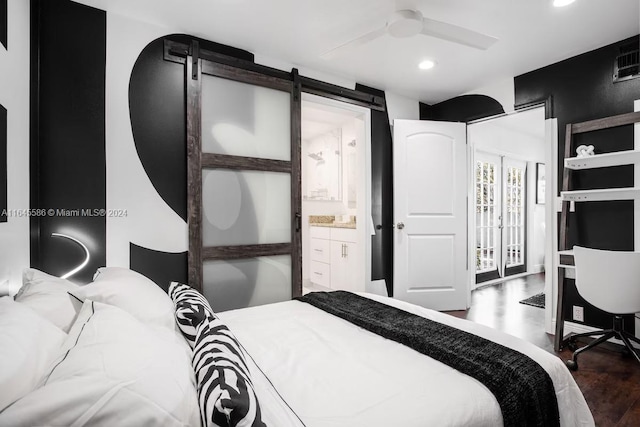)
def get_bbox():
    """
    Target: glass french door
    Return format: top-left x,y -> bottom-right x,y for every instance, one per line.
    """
503,157 -> 526,276
475,151 -> 526,283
